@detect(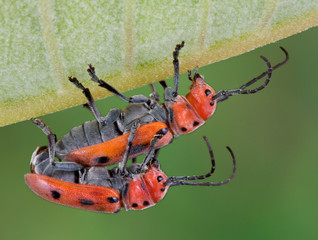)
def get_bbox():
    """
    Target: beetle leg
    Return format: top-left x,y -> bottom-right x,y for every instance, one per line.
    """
149,83 -> 161,102
68,76 -> 104,124
159,80 -> 168,89
138,126 -> 168,172
49,162 -> 83,172
87,65 -> 149,104
152,149 -> 161,163
31,118 -> 83,172
187,70 -> 193,81
172,41 -> 185,94
30,118 -> 57,166
138,138 -> 157,170
118,120 -> 140,175
187,67 -> 199,81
